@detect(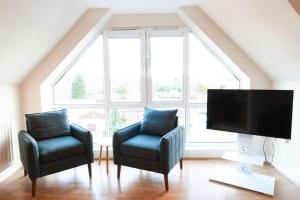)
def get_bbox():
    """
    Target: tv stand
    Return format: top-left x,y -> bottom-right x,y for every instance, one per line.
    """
209,135 -> 275,196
